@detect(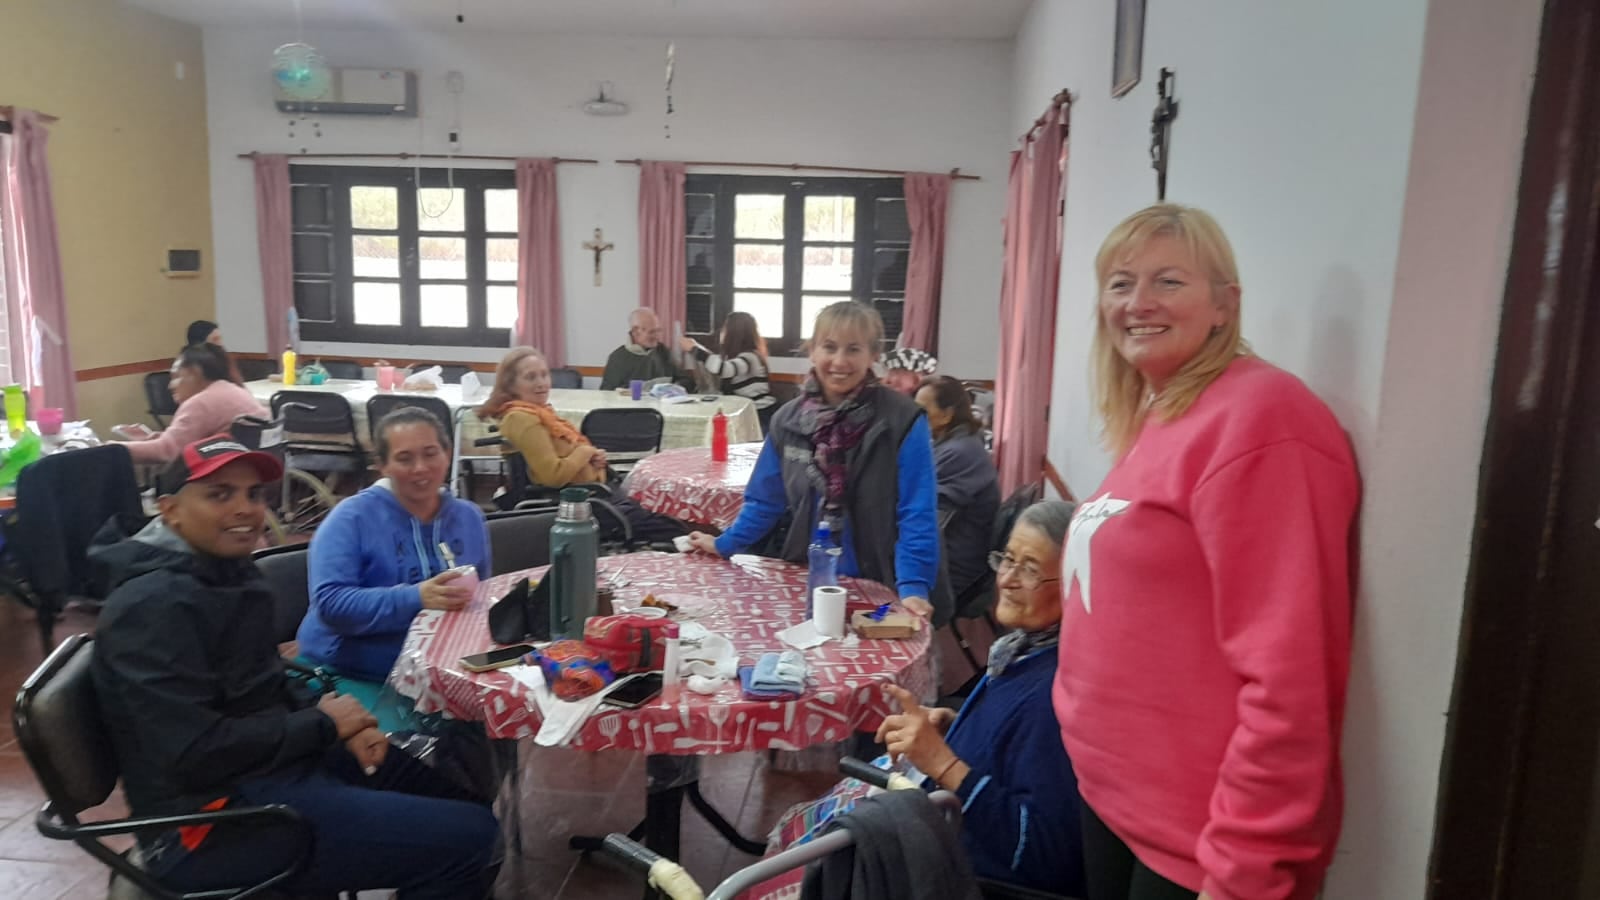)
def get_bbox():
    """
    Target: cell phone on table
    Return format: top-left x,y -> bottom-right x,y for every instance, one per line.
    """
459,644 -> 534,673
603,672 -> 664,709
